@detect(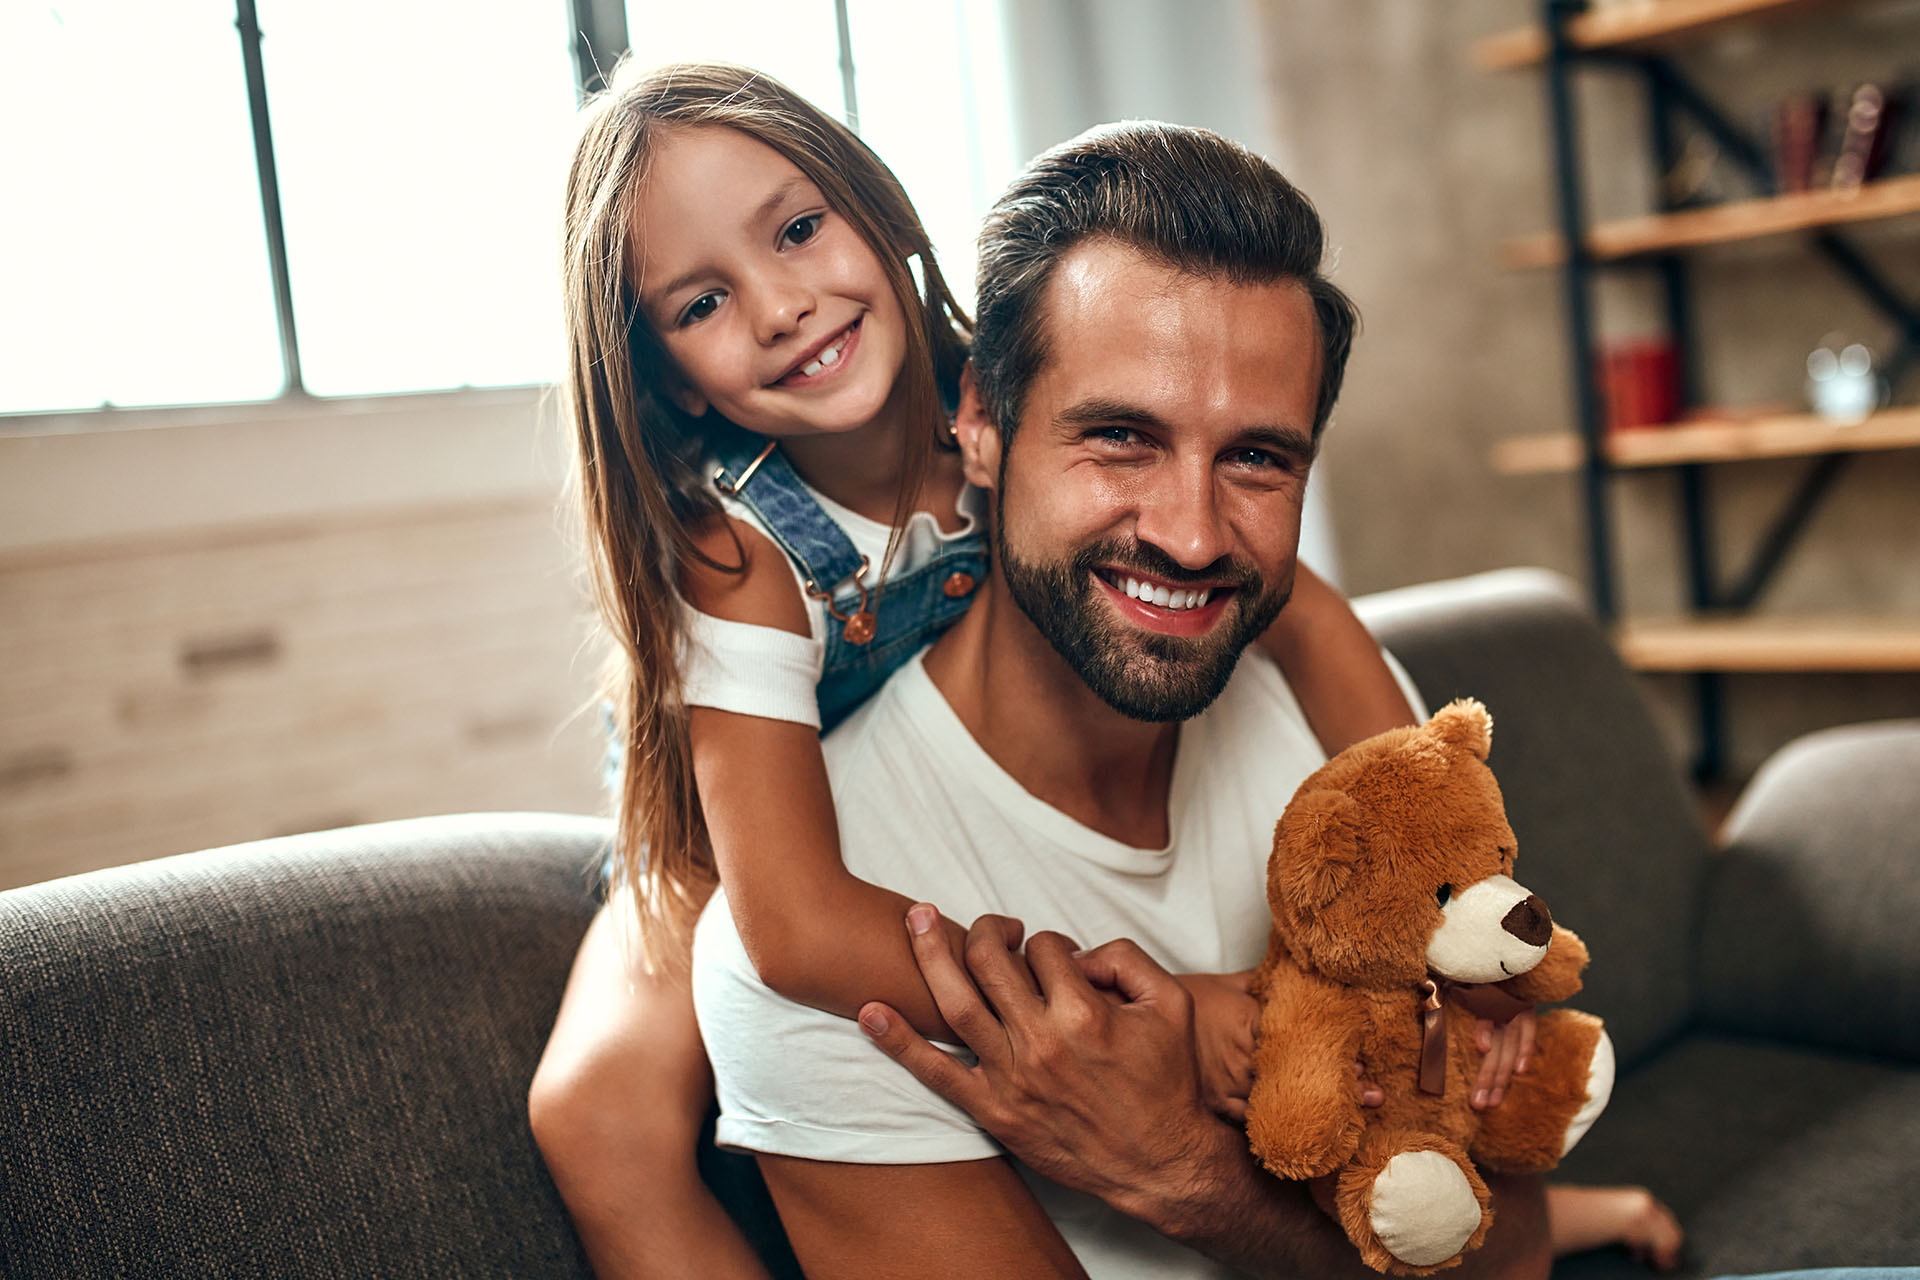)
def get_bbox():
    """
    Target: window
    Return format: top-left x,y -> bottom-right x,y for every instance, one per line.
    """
255,0 -> 579,397
0,1 -> 1013,417
1,1 -> 285,412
